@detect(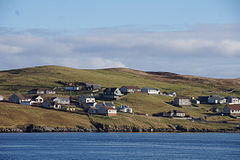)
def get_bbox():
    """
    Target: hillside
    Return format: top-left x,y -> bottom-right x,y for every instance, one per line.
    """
0,65 -> 239,96
0,65 -> 240,132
